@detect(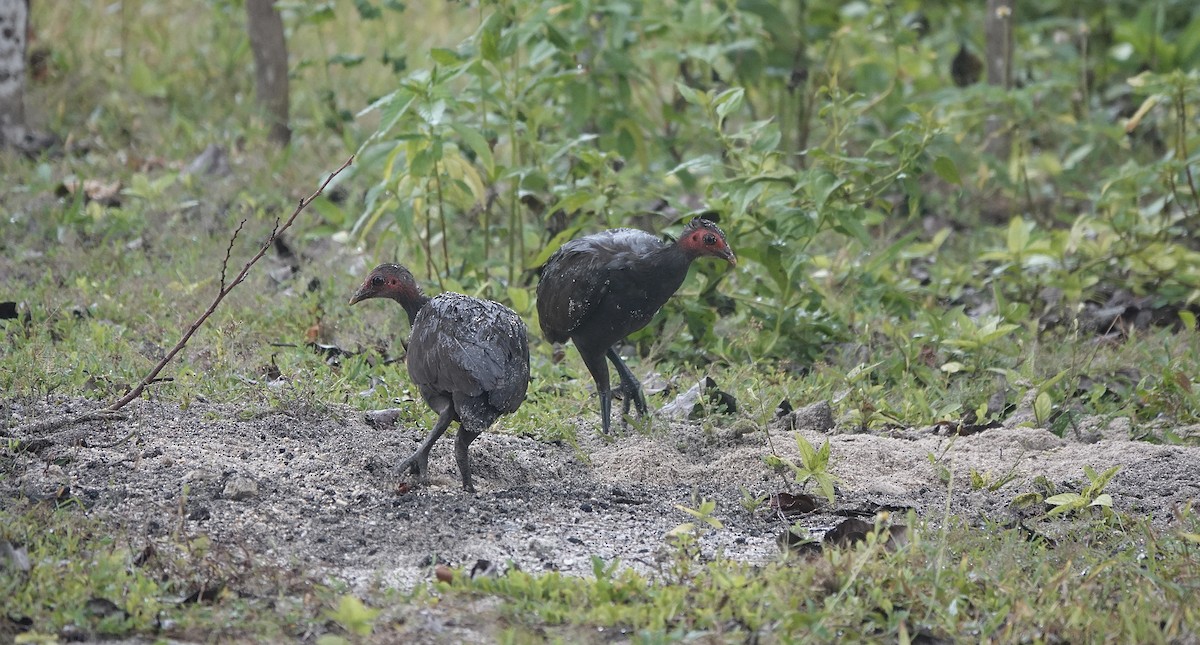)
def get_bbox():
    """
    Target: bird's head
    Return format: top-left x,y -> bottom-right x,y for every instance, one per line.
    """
348,263 -> 422,305
679,217 -> 736,266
